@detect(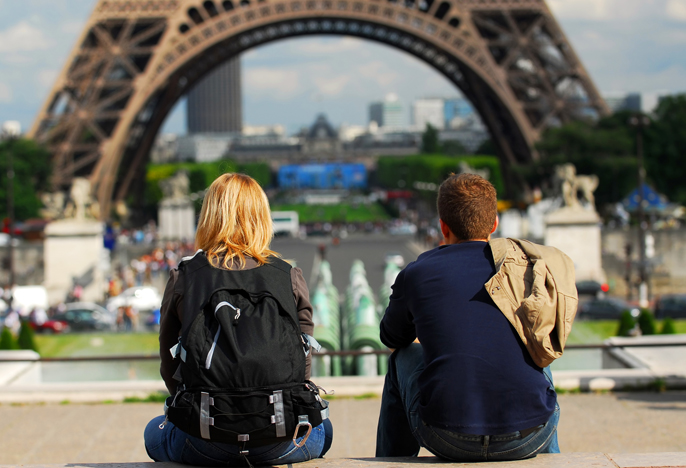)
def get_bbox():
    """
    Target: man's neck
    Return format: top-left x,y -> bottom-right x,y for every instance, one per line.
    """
445,236 -> 490,245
